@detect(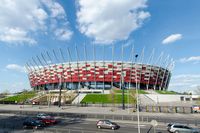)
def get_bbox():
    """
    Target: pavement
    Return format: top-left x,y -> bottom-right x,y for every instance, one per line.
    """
0,104 -> 200,119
